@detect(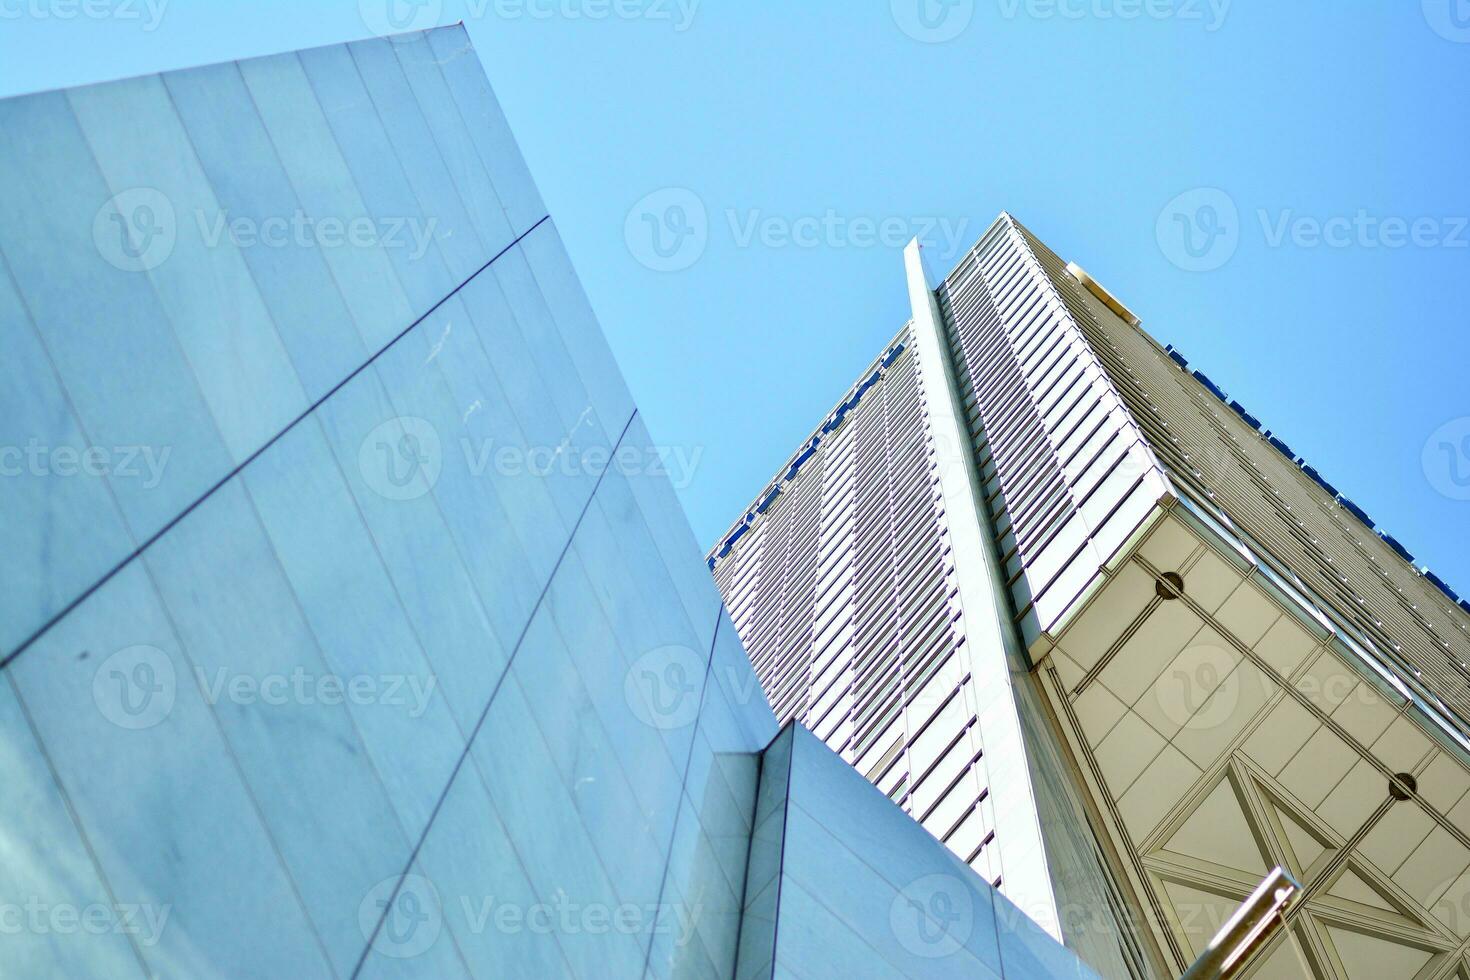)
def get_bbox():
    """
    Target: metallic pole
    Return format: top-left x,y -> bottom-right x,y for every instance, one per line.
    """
1179,867 -> 1301,980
